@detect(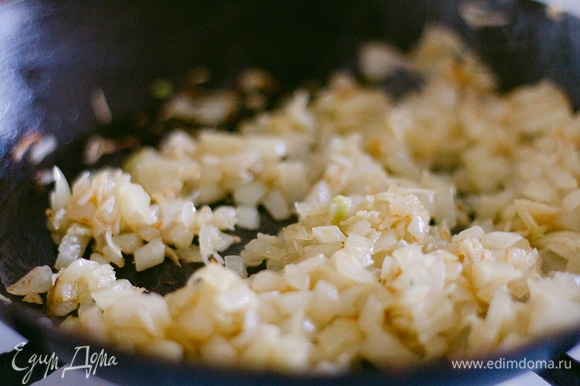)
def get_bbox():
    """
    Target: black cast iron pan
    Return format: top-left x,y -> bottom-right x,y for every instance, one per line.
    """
1,1 -> 580,385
